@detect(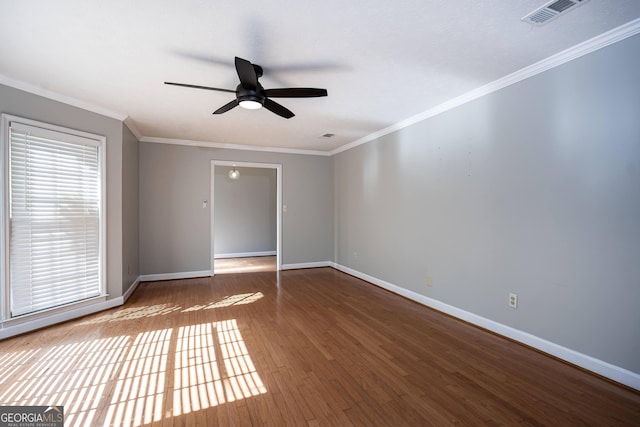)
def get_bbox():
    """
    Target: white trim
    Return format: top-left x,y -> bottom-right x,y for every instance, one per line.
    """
332,263 -> 640,391
123,117 -> 143,141
215,251 -> 276,259
139,270 -> 213,282
281,261 -> 333,270
142,136 -> 331,156
1,114 -> 108,319
0,297 -> 123,340
2,294 -> 107,327
99,127 -> 108,307
2,114 -> 107,143
0,115 -> 9,322
0,73 -> 128,121
2,19 -> 639,159
210,161 -> 282,276
330,17 -> 640,156
123,277 -> 140,302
